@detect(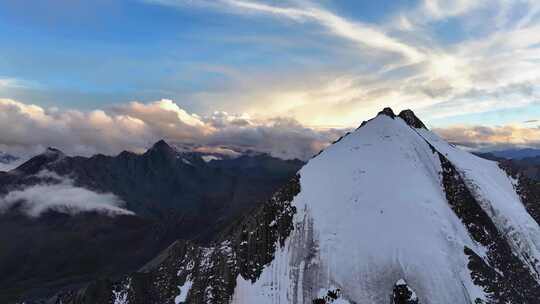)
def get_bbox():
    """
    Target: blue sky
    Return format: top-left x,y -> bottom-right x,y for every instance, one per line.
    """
1,0 -> 540,157
1,0 -> 353,110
